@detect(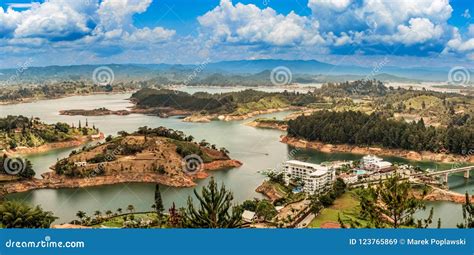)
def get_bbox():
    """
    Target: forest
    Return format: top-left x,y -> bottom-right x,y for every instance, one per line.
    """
287,111 -> 473,155
131,88 -> 320,114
